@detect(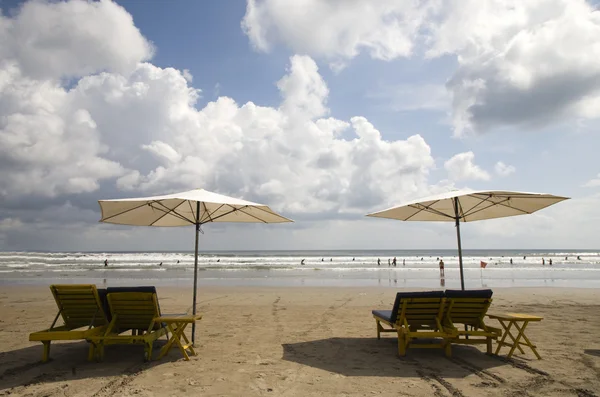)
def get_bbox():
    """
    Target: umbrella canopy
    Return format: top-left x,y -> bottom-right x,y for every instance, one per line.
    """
366,190 -> 569,289
99,188 -> 292,226
98,188 -> 293,343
